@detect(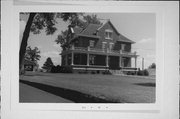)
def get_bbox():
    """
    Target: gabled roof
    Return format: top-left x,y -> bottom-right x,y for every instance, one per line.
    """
118,34 -> 135,44
97,20 -> 120,35
70,20 -> 135,44
73,27 -> 83,34
80,24 -> 101,35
